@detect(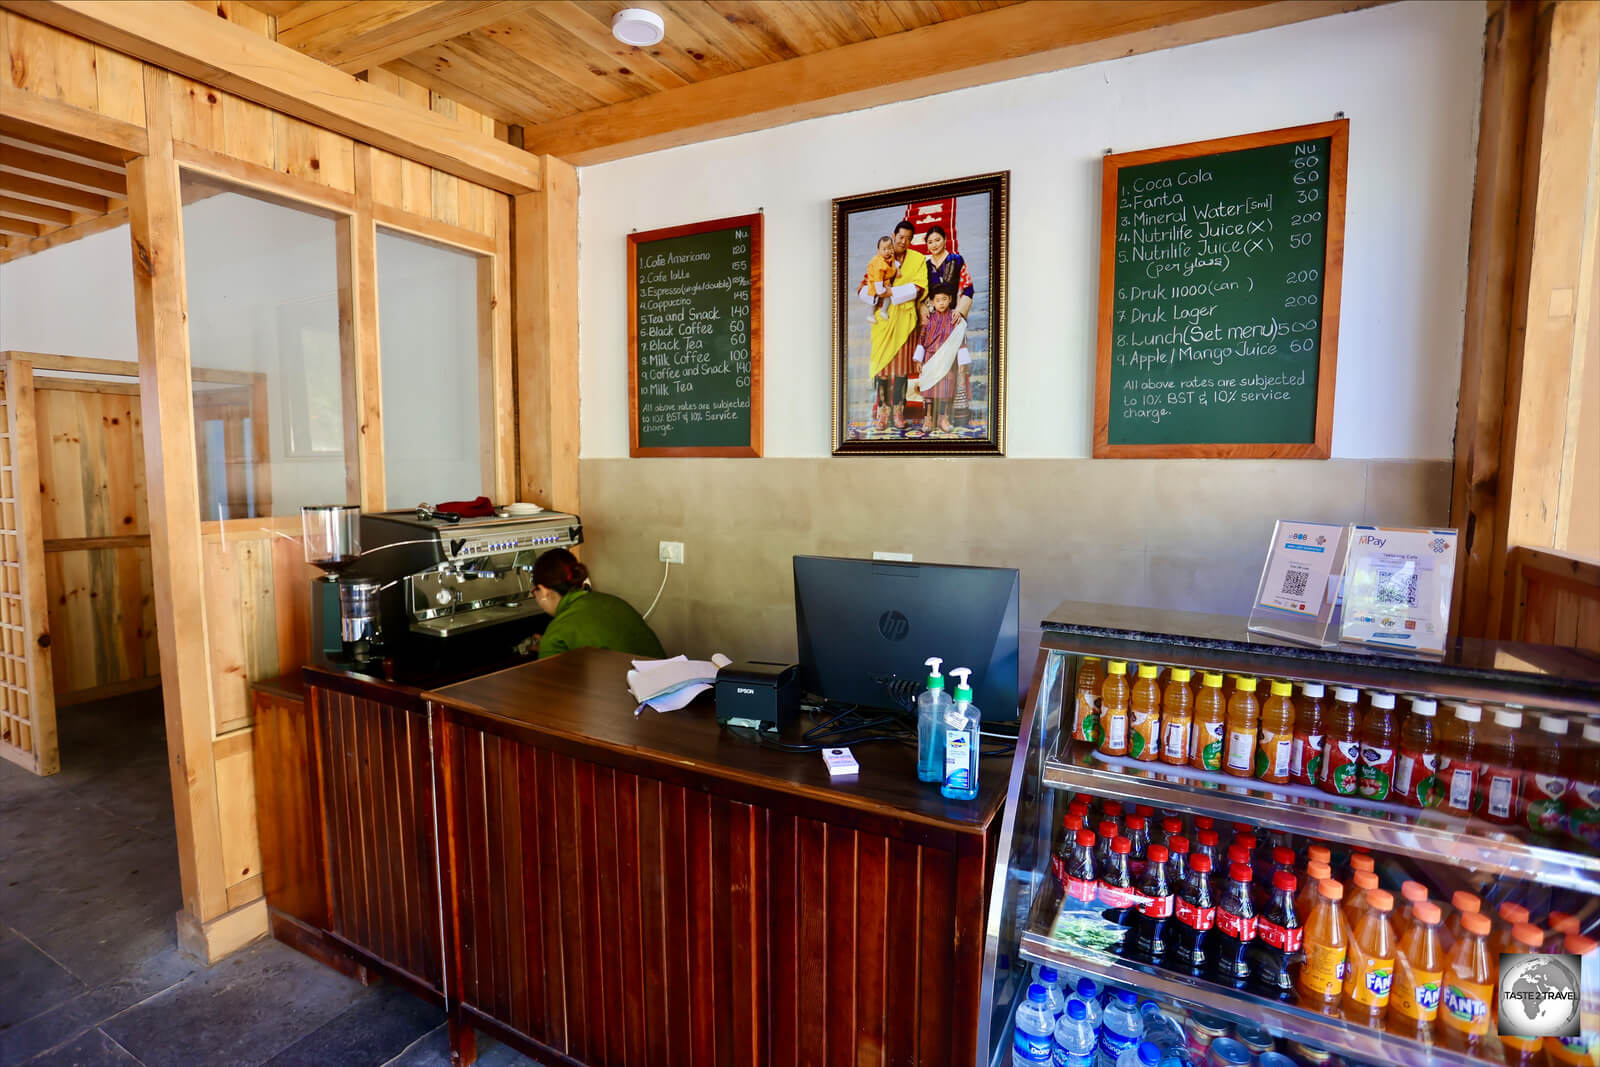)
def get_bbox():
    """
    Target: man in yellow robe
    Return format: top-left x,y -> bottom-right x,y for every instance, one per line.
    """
858,220 -> 927,430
